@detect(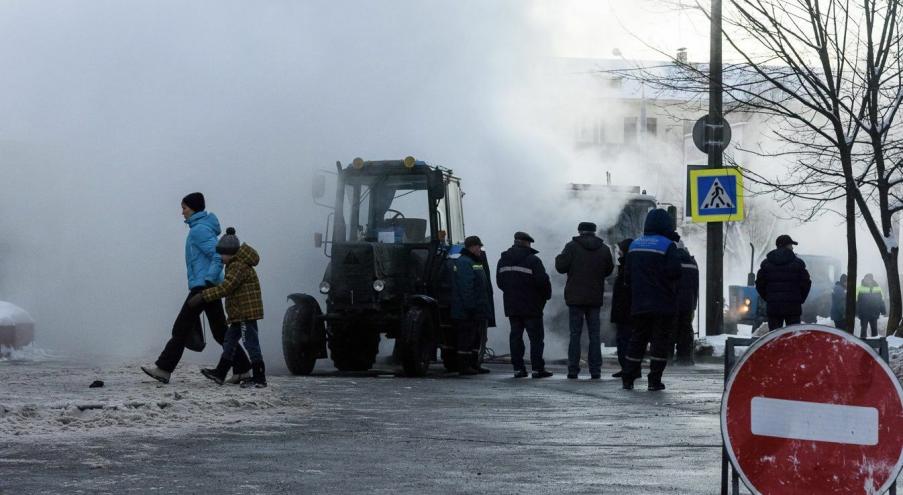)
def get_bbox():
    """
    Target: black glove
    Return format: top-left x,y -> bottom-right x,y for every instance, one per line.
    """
205,281 -> 216,288
188,293 -> 205,308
